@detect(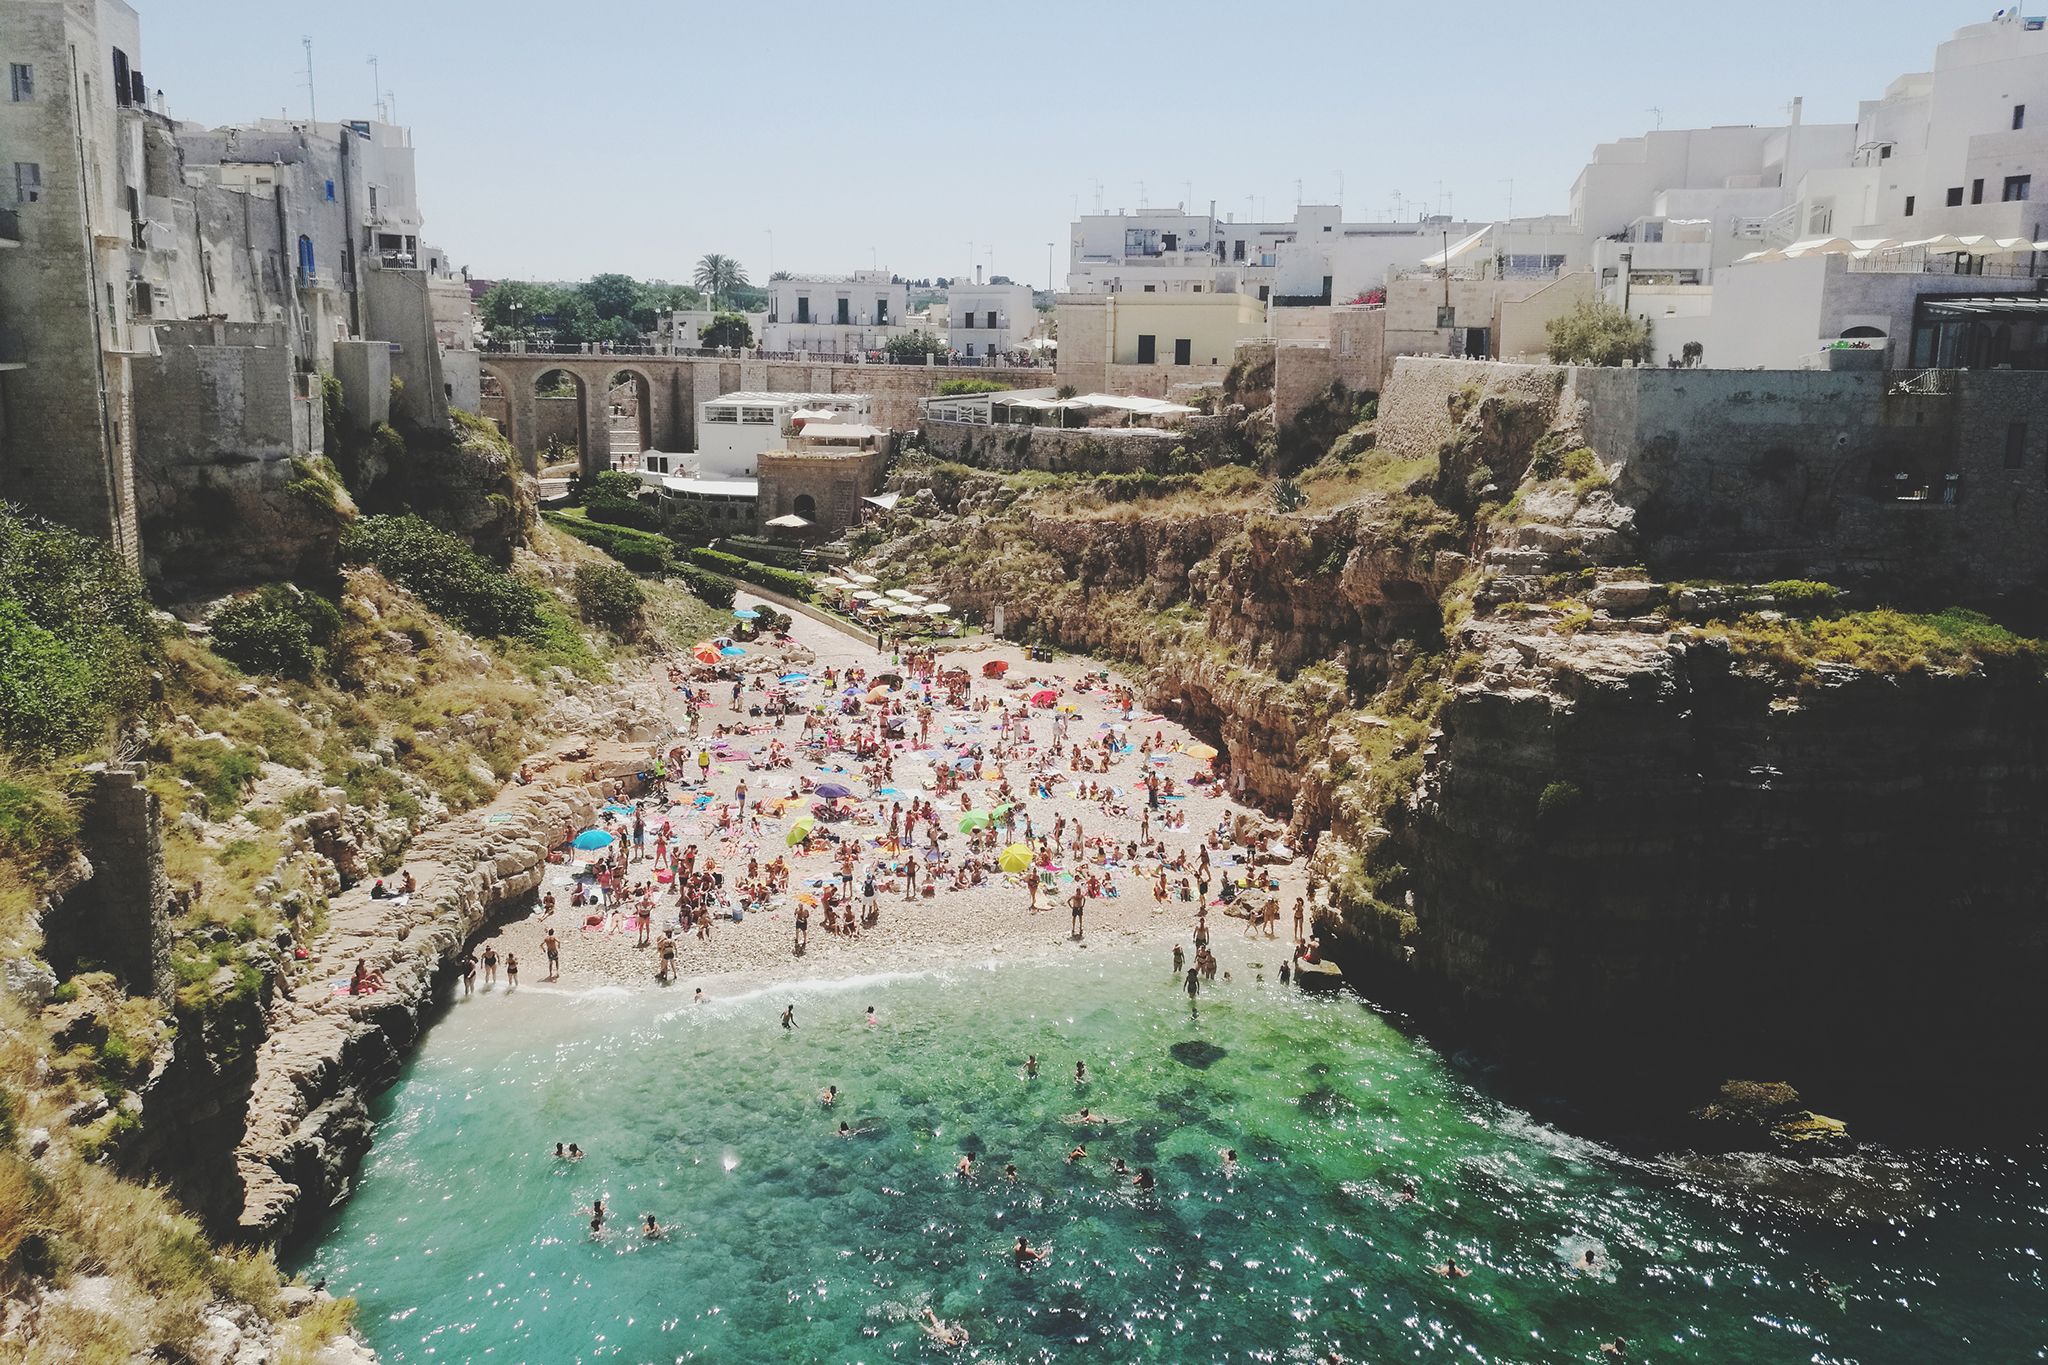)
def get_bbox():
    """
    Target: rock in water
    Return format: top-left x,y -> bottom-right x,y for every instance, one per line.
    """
1170,1040 -> 1228,1069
